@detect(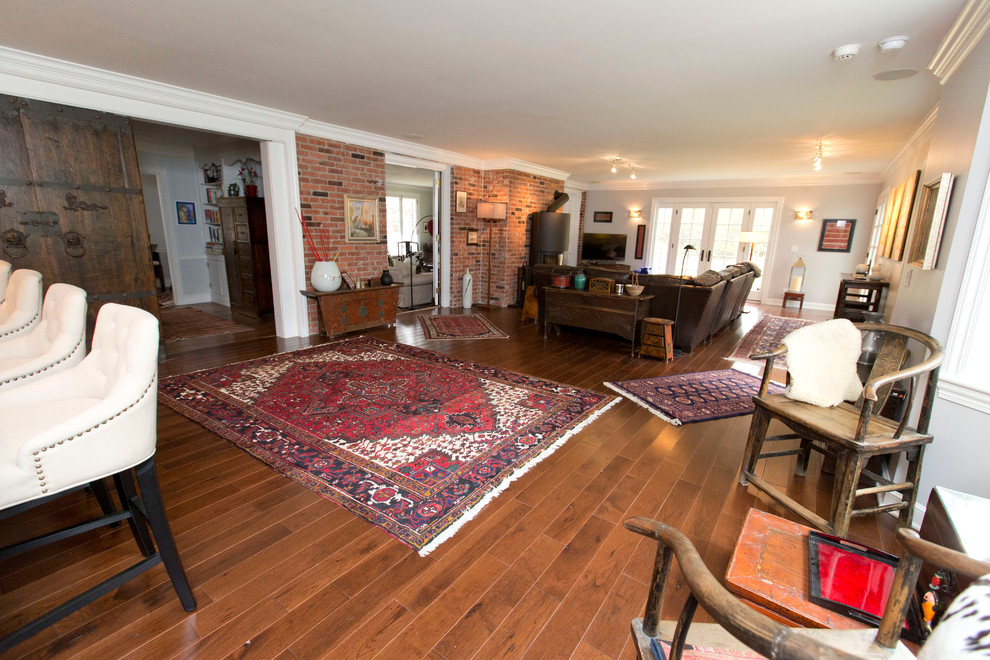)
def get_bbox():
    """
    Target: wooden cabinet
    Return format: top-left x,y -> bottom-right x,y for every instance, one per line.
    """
543,288 -> 654,356
218,197 -> 272,316
301,285 -> 401,337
